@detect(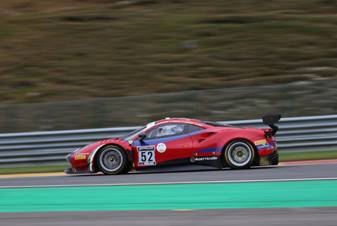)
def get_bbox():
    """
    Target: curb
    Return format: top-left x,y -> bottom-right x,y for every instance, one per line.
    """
280,159 -> 337,166
0,172 -> 65,179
